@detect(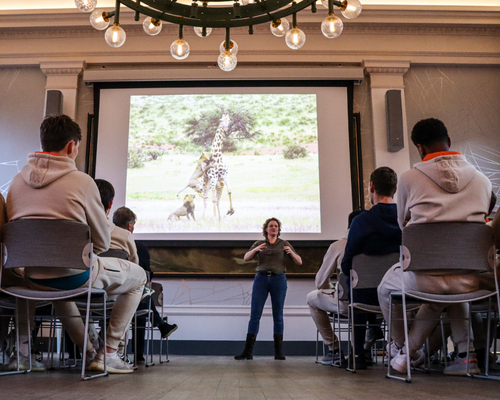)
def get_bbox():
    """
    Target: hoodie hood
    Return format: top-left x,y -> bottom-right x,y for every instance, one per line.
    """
414,154 -> 476,194
20,152 -> 77,189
